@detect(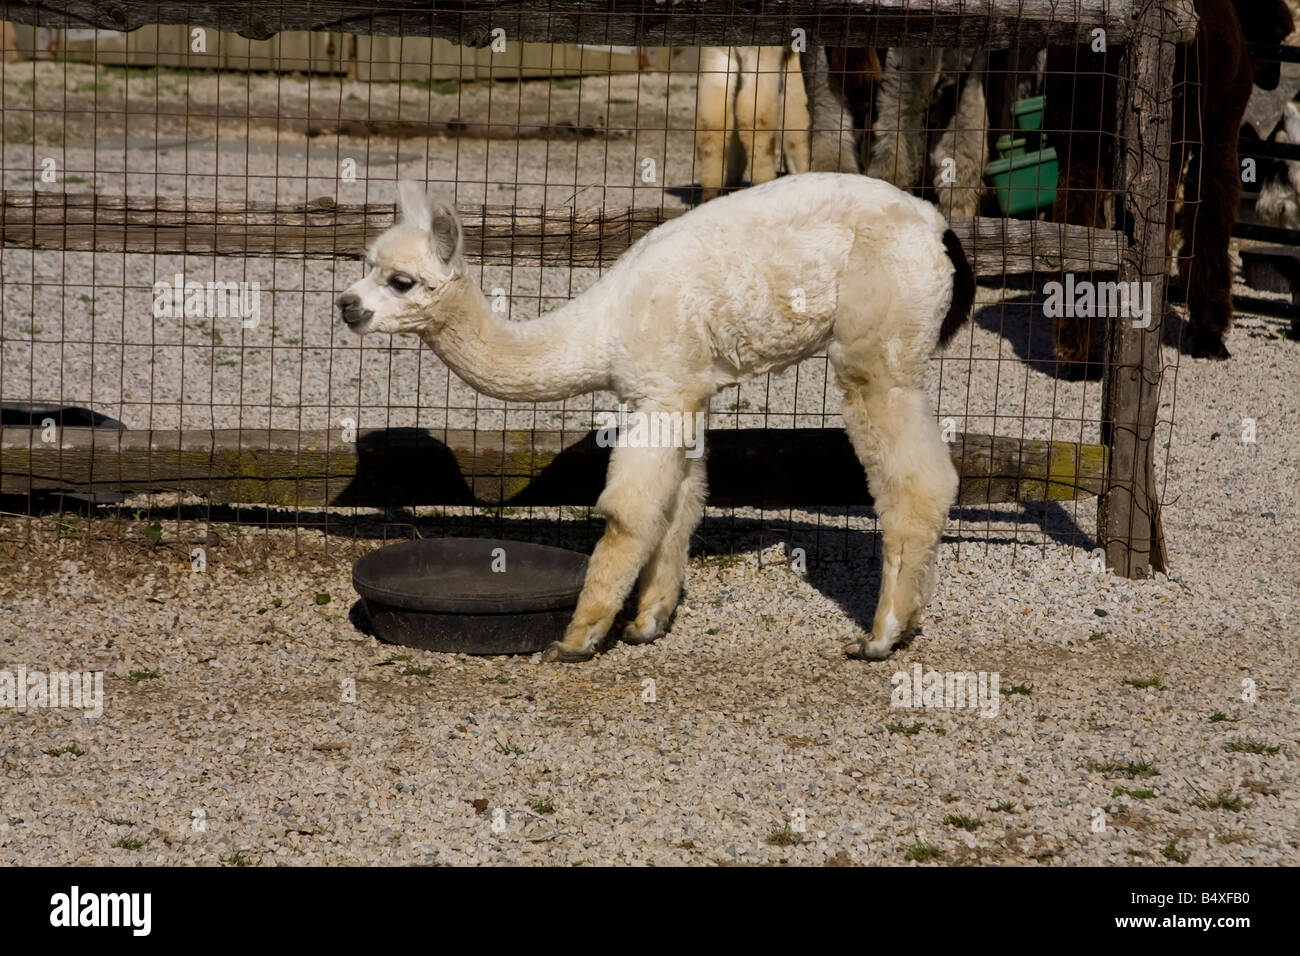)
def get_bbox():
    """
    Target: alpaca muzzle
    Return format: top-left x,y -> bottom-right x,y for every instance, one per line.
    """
336,292 -> 373,330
